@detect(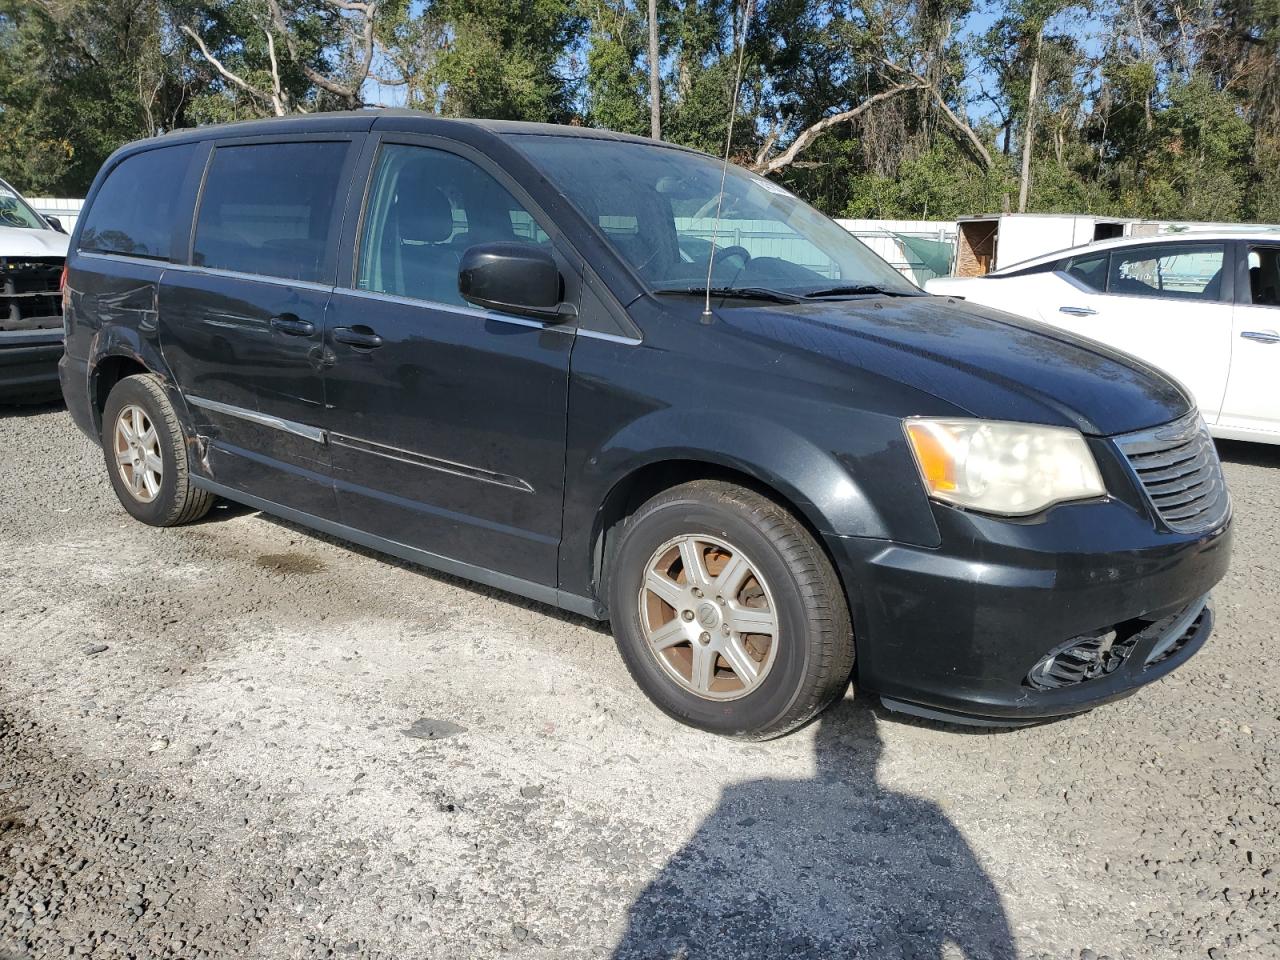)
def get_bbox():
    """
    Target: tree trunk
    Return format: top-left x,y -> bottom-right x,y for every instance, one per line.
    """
1017,28 -> 1043,214
647,0 -> 661,139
